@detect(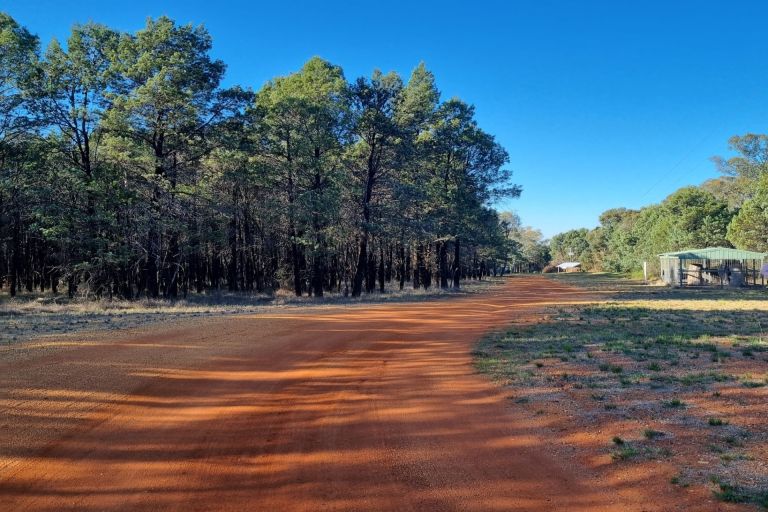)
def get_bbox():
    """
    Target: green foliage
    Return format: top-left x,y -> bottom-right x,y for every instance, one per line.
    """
662,187 -> 732,248
0,13 -> 519,299
713,480 -> 768,508
550,131 -> 768,276
0,12 -> 38,145
727,175 -> 768,251
549,186 -> 733,276
550,228 -> 590,264
643,429 -> 664,439
708,134 -> 768,208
